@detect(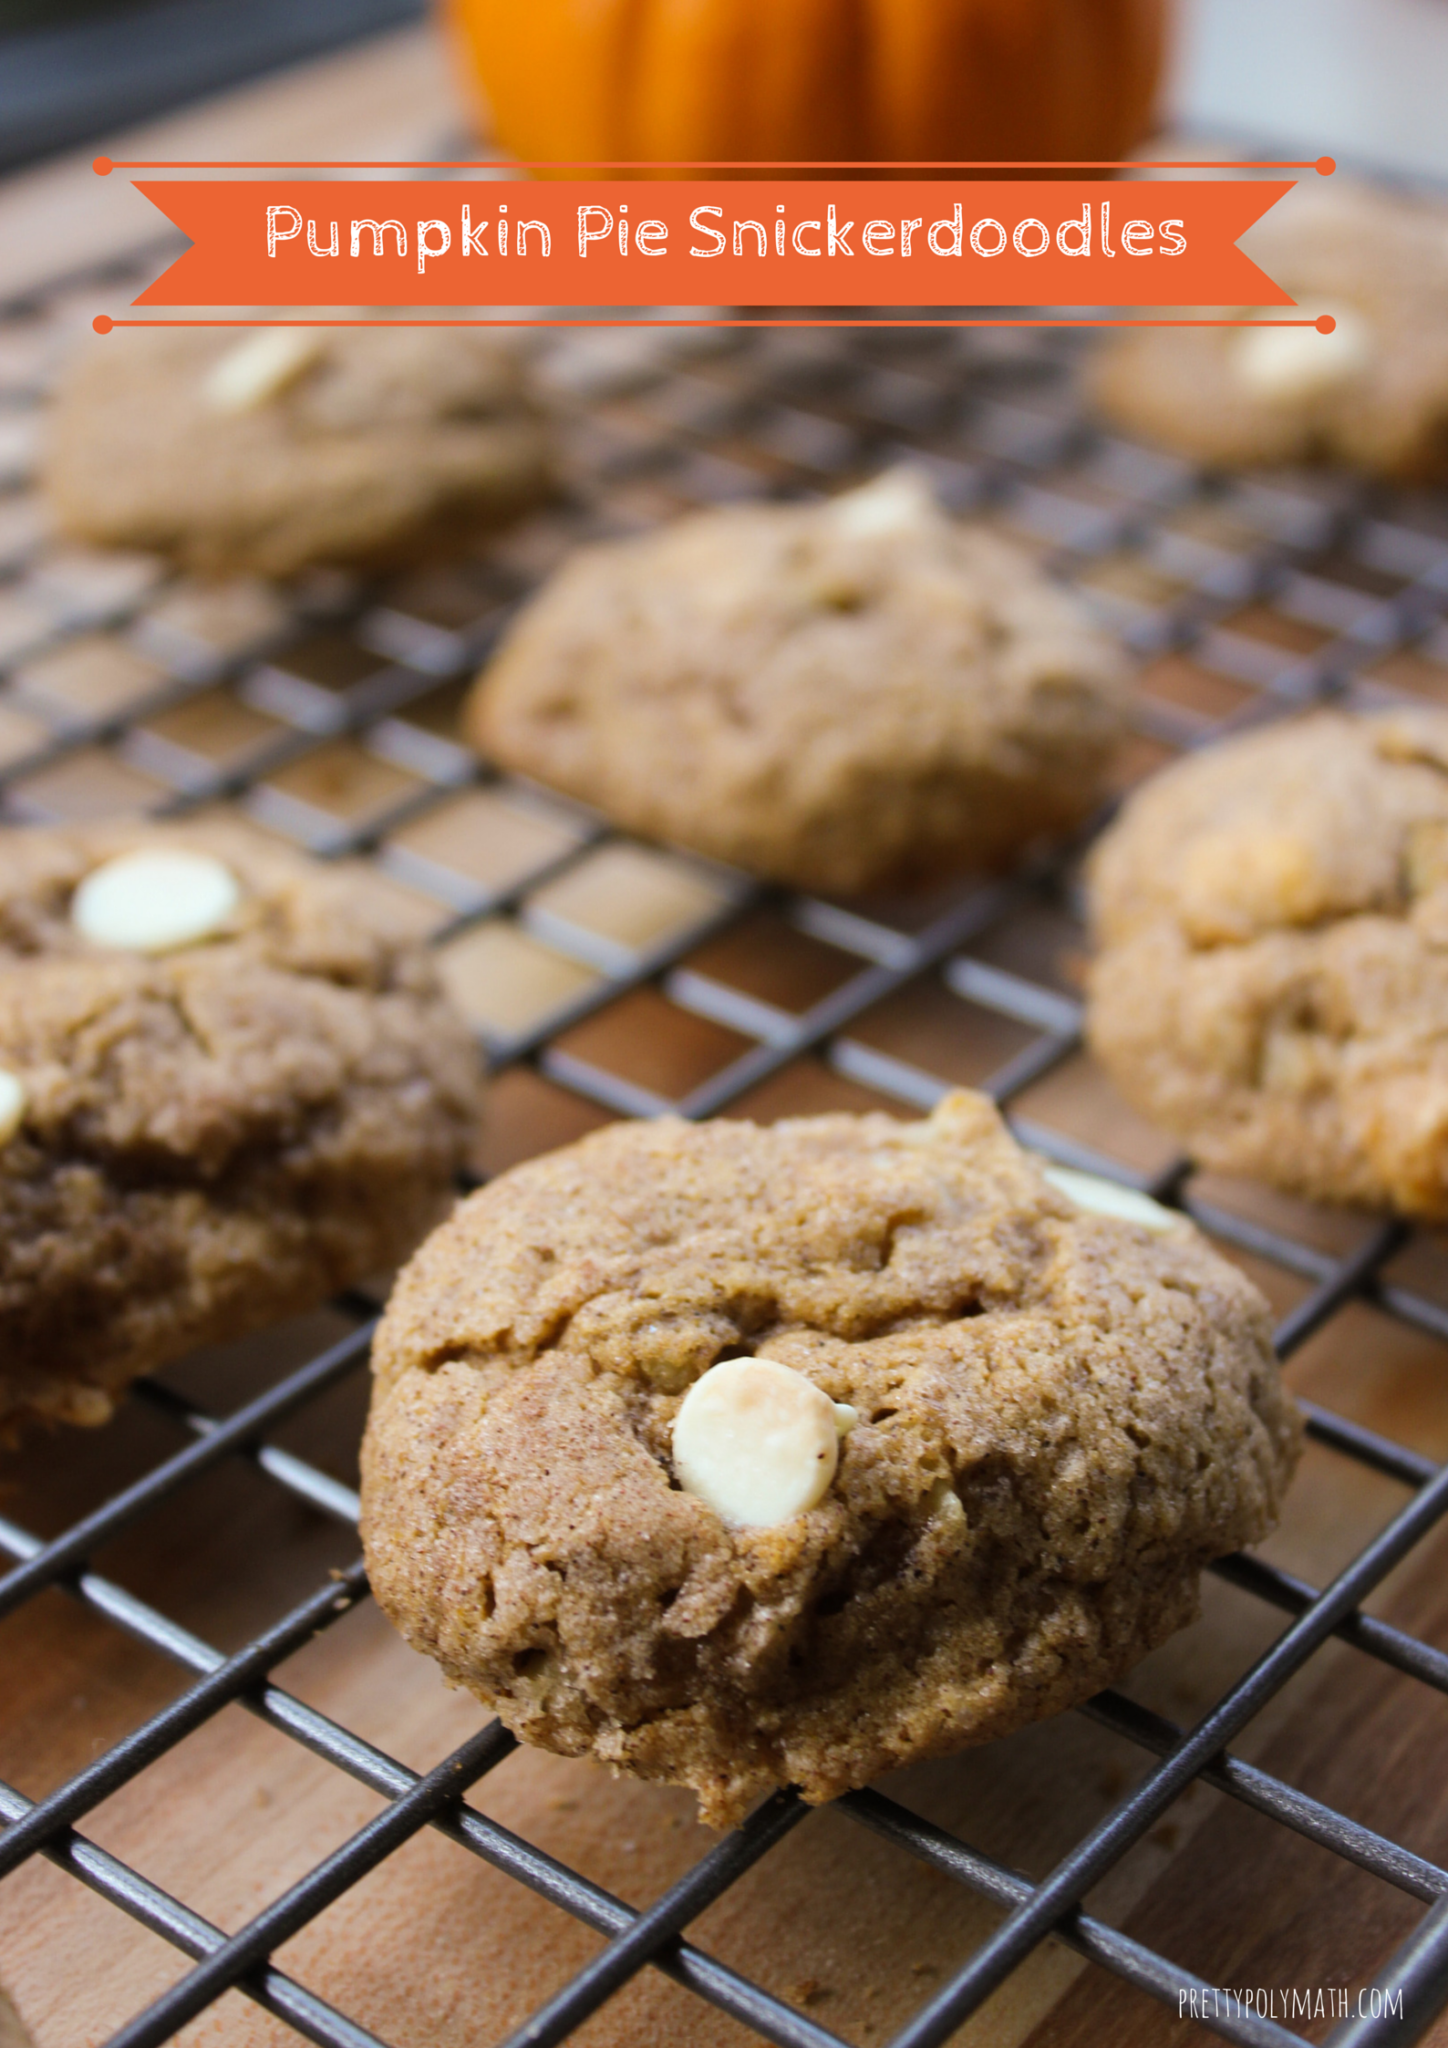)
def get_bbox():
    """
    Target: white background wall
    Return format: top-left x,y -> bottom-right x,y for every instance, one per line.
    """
1171,0 -> 1448,179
